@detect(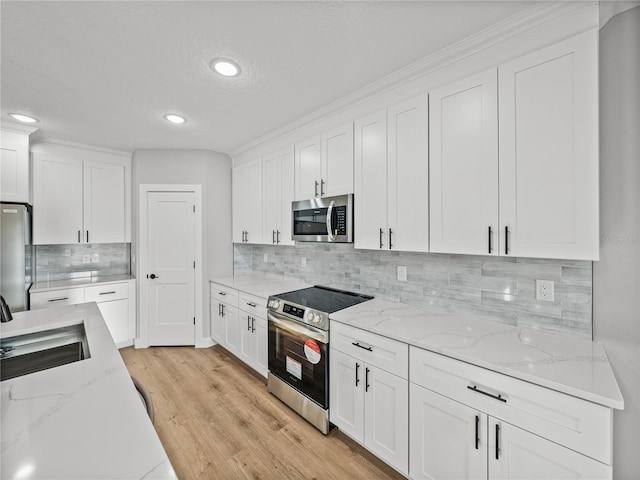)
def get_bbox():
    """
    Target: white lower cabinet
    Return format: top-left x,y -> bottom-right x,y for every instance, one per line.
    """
330,323 -> 409,476
210,283 -> 268,378
409,346 -> 613,480
30,280 -> 135,347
